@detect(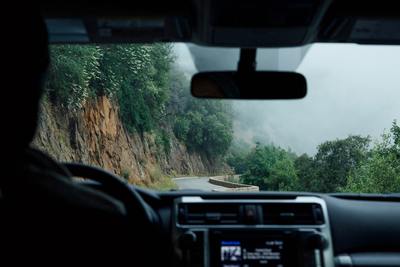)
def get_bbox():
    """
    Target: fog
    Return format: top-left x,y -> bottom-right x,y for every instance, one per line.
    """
175,43 -> 400,155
